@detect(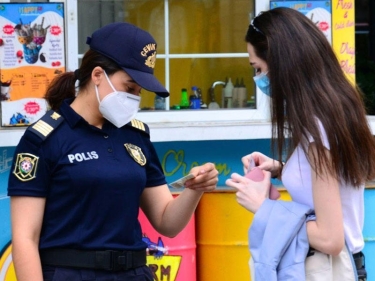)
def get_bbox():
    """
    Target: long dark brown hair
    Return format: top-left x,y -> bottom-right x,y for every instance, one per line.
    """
246,7 -> 375,186
45,49 -> 122,110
